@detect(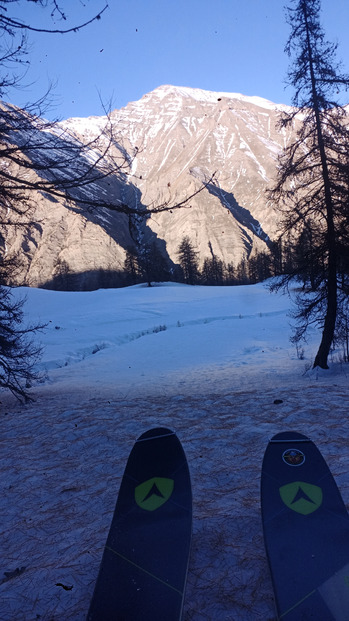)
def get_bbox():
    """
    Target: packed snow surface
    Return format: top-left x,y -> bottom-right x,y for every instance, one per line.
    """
1,282 -> 349,620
